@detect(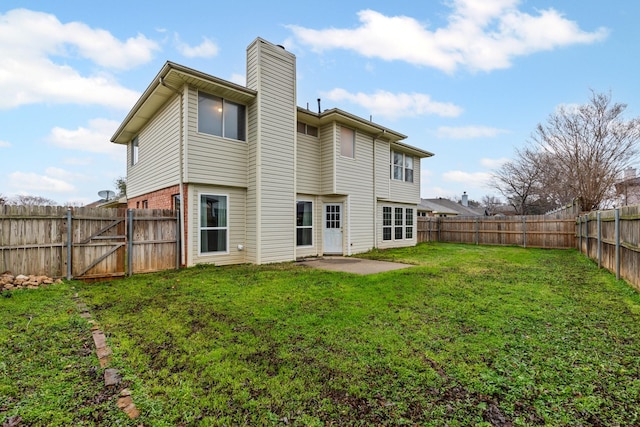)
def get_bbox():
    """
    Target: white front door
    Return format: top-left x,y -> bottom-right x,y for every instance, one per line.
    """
323,203 -> 343,254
